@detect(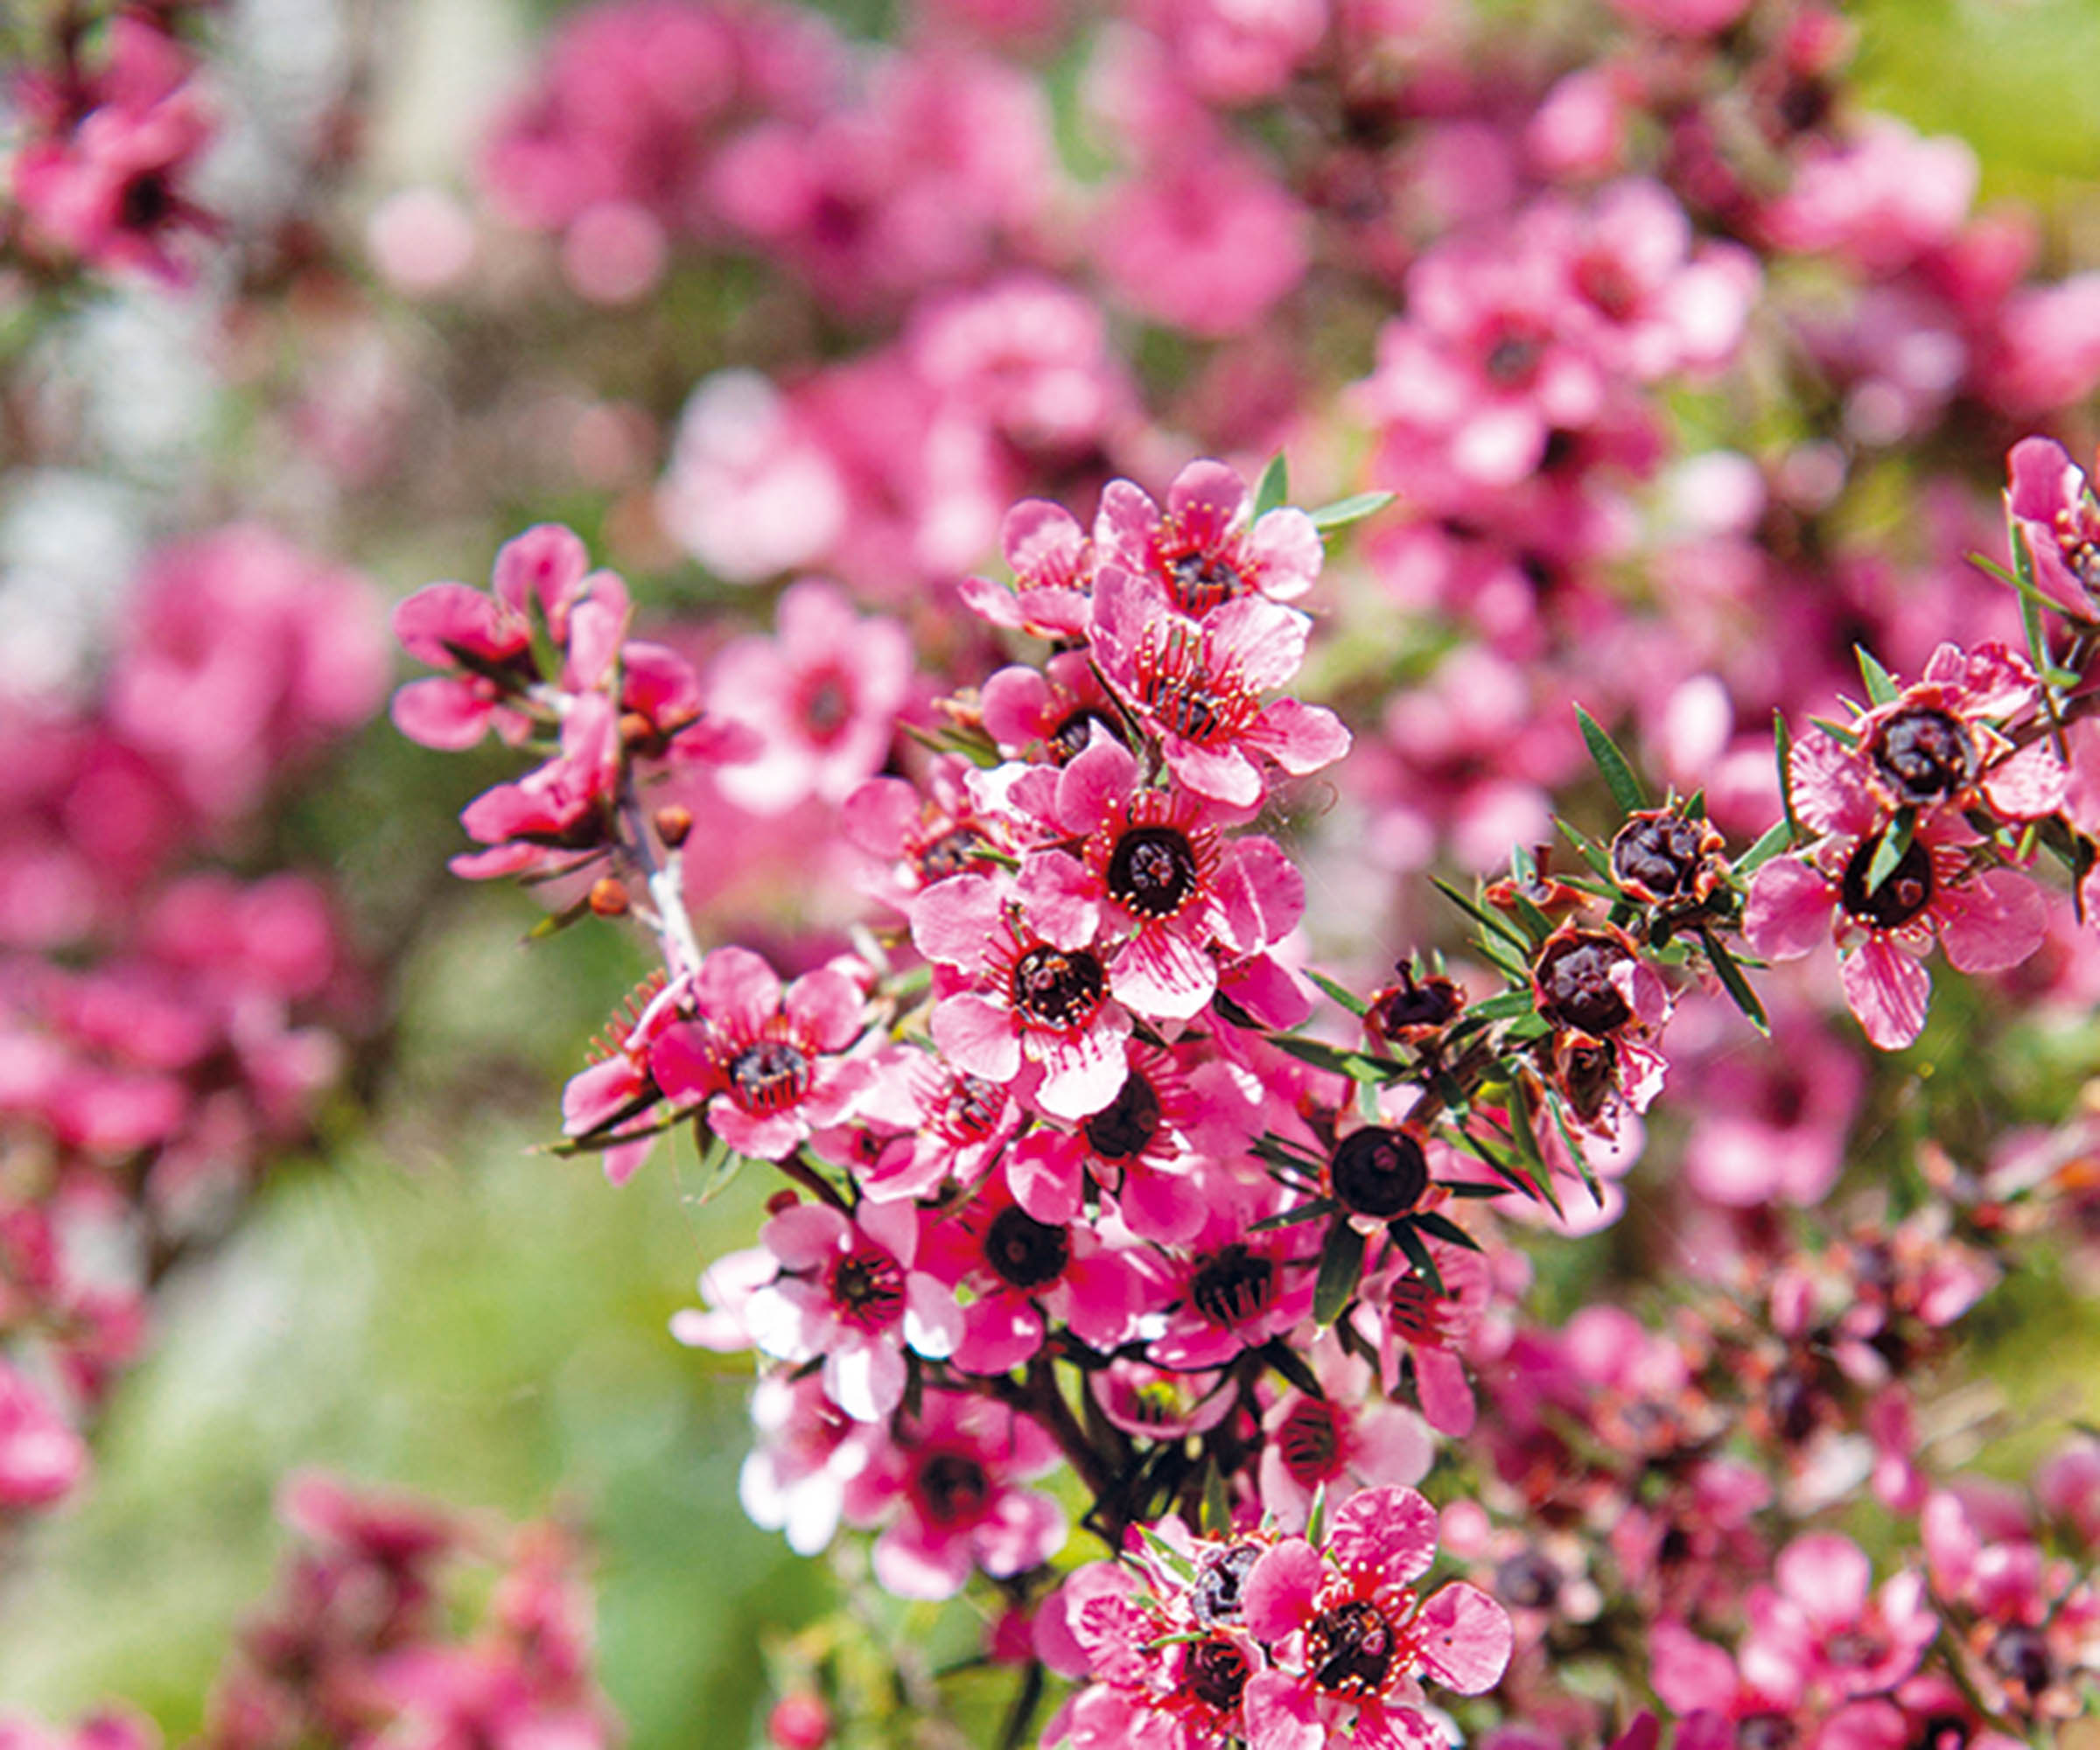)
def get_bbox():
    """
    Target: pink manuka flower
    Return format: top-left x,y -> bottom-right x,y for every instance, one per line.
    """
10,16 -> 214,284
1350,1236 -> 1496,1437
1150,1216 -> 1317,1370
1240,1484 -> 1514,1749
918,1164 -> 1144,1373
841,1394 -> 1064,1600
450,691 -> 621,880
2006,434 -> 2100,615
979,651 -> 1125,766
958,499 -> 1096,640
1746,731 -> 2049,1049
0,1359 -> 87,1509
1842,643 -> 2066,824
911,870 -> 1134,1120
734,1198 -> 960,1423
1089,568 -> 1350,808
708,580 -> 911,817
648,946 -> 871,1159
1016,735 -> 1306,1022
1096,458 -> 1322,619
1256,1340 -> 1434,1534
